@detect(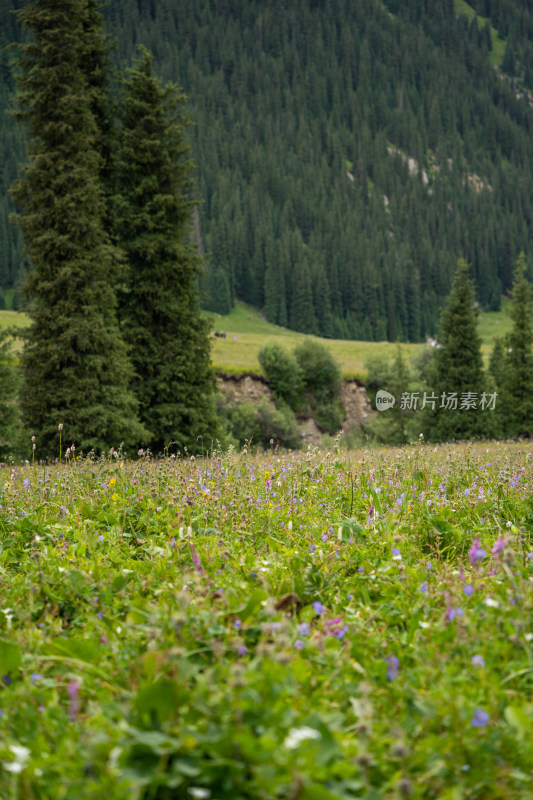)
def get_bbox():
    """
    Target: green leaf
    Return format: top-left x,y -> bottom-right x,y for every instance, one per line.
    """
504,705 -> 533,738
369,488 -> 383,516
232,589 -> 268,622
0,639 -> 21,676
42,638 -> 98,664
136,680 -> 182,723
112,573 -> 133,592
336,518 -> 365,541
